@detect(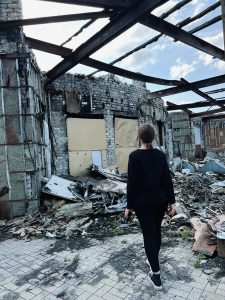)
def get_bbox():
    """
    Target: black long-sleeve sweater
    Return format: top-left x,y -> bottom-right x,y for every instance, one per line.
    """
126,148 -> 175,210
